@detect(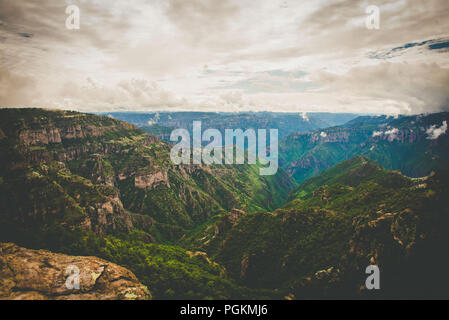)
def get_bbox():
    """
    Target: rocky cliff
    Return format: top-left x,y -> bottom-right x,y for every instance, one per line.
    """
0,243 -> 151,300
